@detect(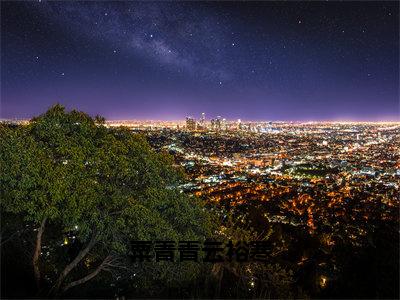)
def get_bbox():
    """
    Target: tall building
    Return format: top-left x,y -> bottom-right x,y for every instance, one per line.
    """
216,116 -> 222,131
186,117 -> 196,131
222,118 -> 226,130
200,113 -> 205,125
237,119 -> 242,130
198,112 -> 206,130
